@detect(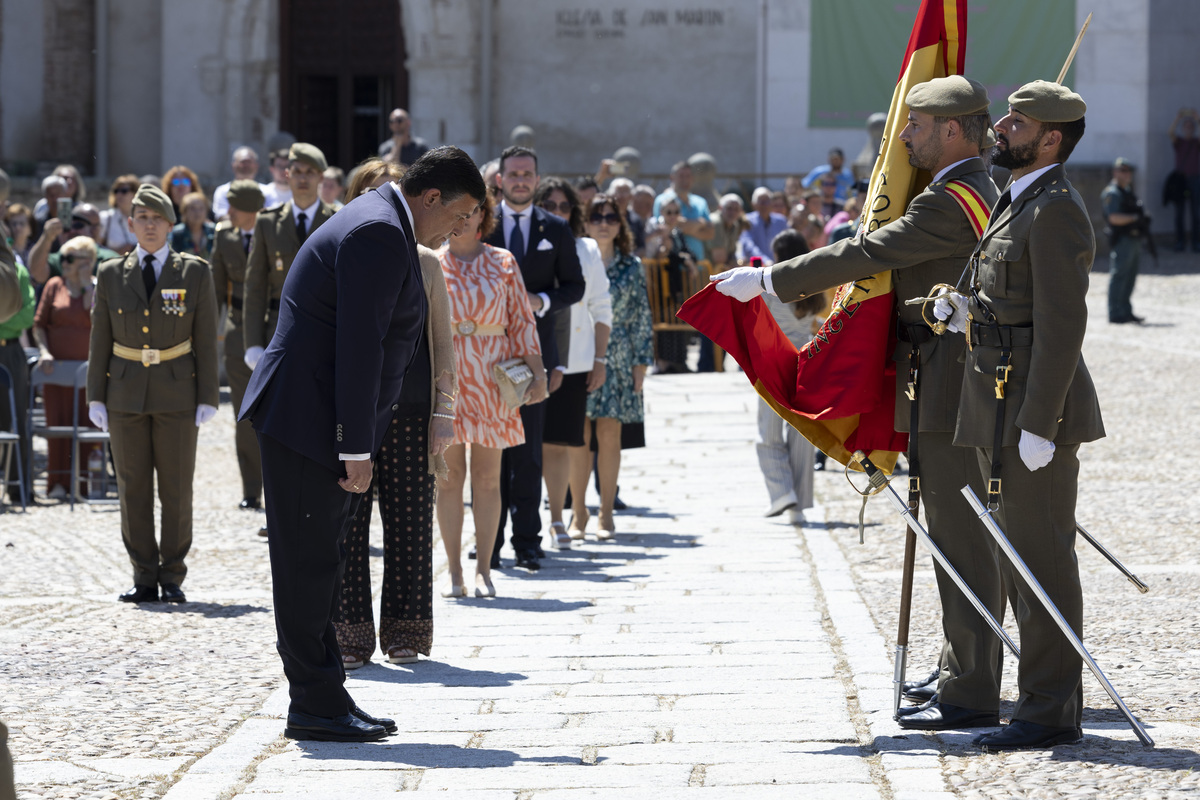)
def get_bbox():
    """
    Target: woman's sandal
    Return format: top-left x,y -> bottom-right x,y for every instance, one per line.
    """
342,654 -> 370,670
550,521 -> 572,549
387,645 -> 419,664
